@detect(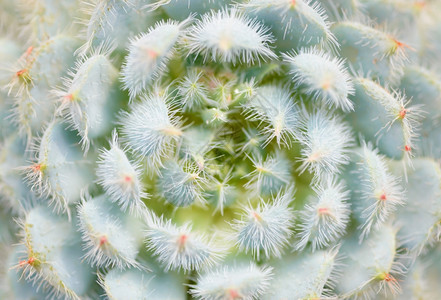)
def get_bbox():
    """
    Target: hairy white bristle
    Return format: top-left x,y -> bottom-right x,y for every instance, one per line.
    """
233,187 -> 295,259
189,263 -> 273,300
297,108 -> 354,180
145,216 -> 224,272
121,19 -> 190,99
295,177 -> 350,251
243,85 -> 299,147
284,48 -> 354,112
119,89 -> 183,169
96,130 -> 148,216
186,8 -> 276,64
